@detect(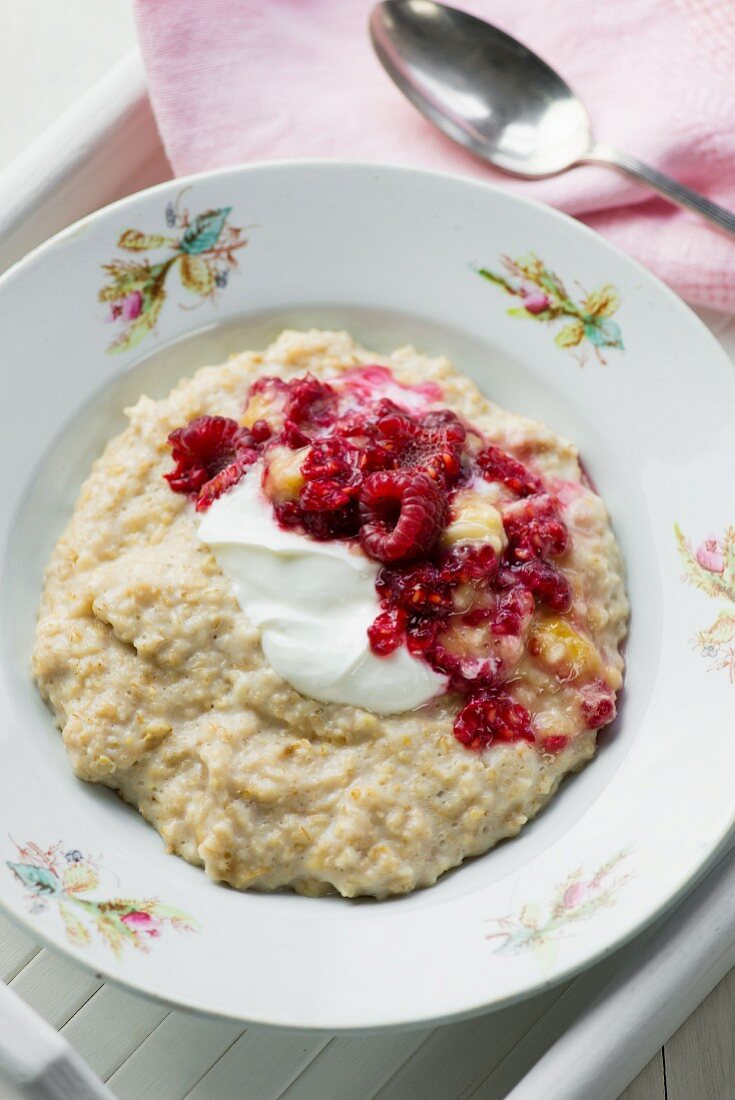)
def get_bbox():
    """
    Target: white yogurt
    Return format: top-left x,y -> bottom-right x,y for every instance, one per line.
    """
198,467 -> 446,714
